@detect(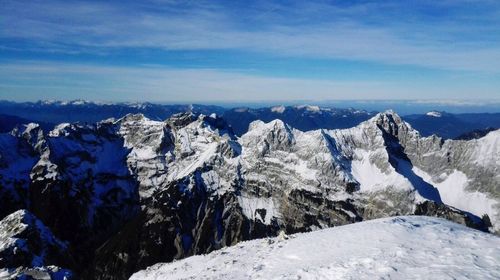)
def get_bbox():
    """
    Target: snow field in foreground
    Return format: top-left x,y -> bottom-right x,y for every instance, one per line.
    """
131,216 -> 500,280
